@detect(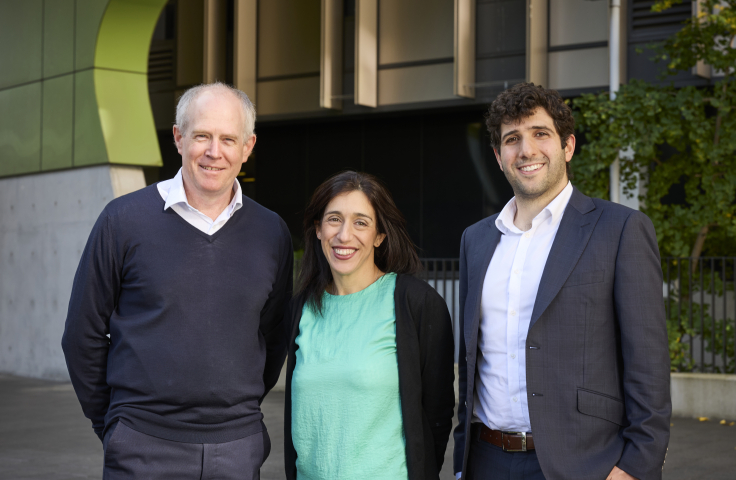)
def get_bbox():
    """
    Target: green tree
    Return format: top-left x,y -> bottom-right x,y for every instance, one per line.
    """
572,0 -> 736,371
572,0 -> 736,260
